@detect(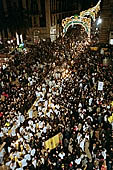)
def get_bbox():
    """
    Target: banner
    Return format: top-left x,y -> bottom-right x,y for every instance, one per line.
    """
90,47 -> 98,51
44,133 -> 63,151
98,81 -> 104,91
